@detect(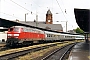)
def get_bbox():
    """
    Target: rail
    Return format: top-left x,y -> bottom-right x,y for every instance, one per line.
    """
41,43 -> 76,60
